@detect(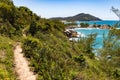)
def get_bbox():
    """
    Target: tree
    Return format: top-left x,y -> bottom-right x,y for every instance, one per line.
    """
80,22 -> 89,28
0,0 -> 14,5
99,27 -> 120,79
29,21 -> 37,36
